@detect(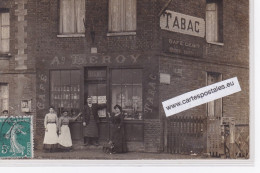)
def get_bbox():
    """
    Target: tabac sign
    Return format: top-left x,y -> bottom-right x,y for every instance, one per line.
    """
160,10 -> 205,38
